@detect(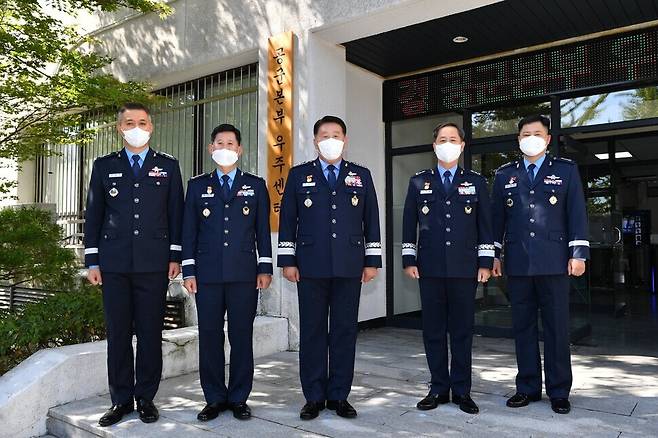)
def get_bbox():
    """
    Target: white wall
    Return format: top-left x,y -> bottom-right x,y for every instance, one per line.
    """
345,63 -> 387,321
